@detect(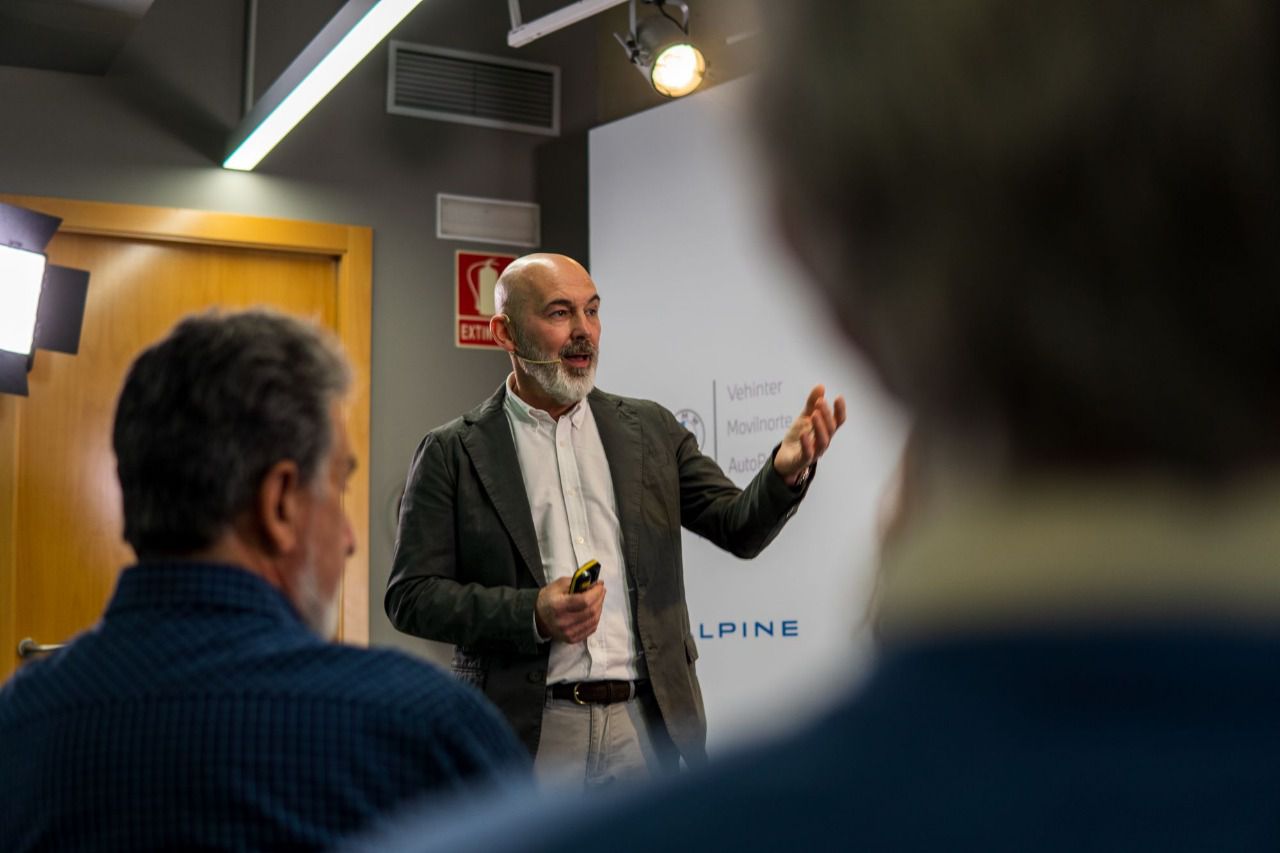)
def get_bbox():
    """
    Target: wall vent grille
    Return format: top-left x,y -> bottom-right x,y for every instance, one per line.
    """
438,194 -> 540,247
388,42 -> 560,136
